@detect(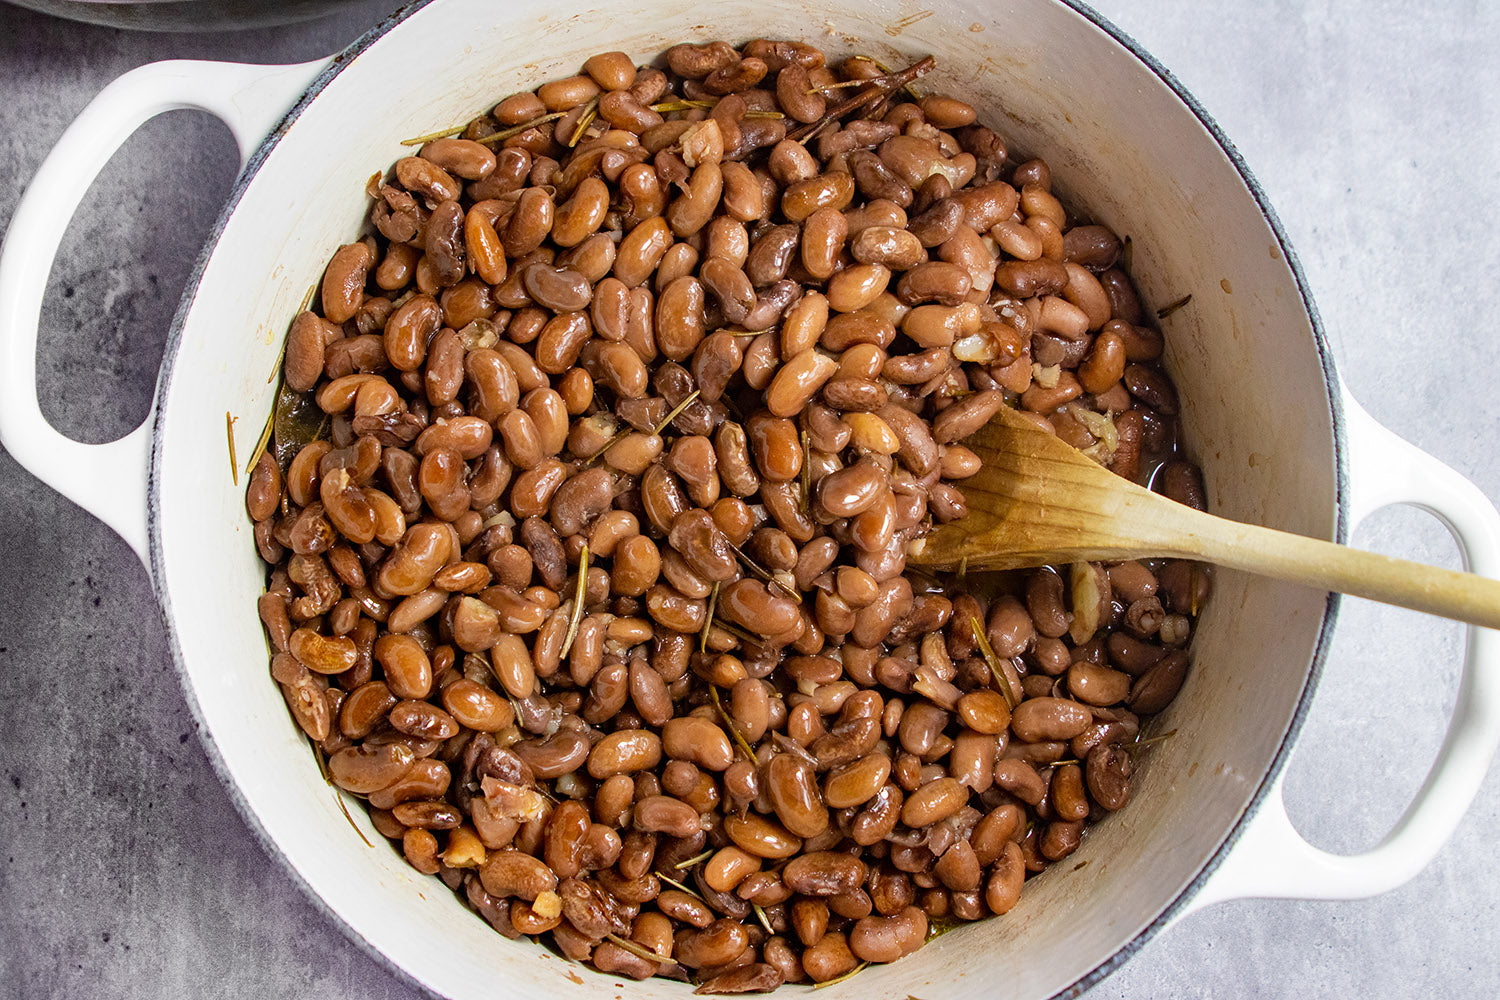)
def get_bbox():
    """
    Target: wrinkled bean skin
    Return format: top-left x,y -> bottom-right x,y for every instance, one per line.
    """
255,38 -> 1206,990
